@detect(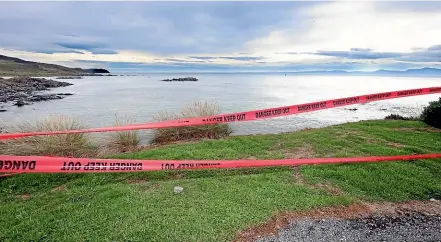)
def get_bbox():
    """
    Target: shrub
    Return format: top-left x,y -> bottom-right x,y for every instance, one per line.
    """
152,101 -> 232,144
1,115 -> 96,157
420,97 -> 441,128
384,114 -> 420,121
106,115 -> 140,152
